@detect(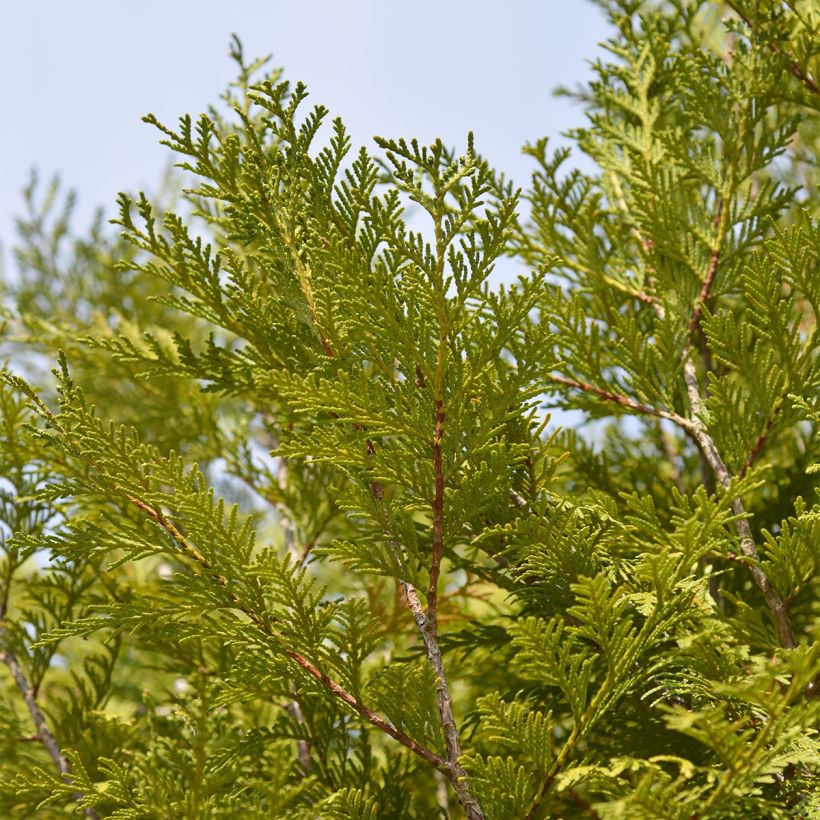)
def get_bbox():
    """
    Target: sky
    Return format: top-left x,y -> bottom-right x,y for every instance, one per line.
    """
0,1 -> 611,253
